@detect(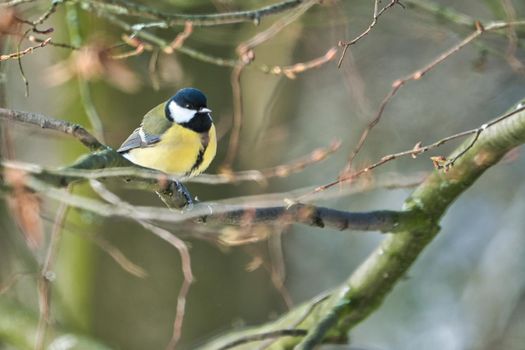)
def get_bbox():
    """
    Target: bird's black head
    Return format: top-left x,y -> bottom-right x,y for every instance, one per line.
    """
173,88 -> 207,110
164,88 -> 212,132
